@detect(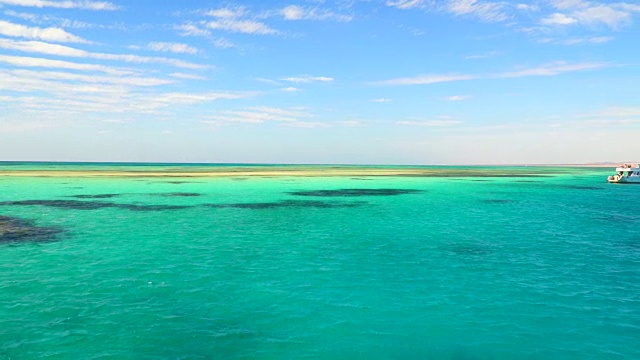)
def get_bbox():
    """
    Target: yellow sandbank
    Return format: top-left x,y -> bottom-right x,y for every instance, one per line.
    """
0,166 -> 573,178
